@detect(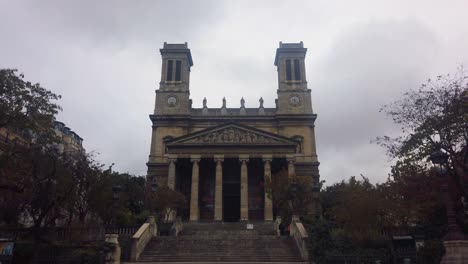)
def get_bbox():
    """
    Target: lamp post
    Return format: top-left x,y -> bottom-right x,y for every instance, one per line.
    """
112,185 -> 122,226
430,148 -> 468,264
288,181 -> 299,222
151,180 -> 158,193
429,149 -> 465,241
